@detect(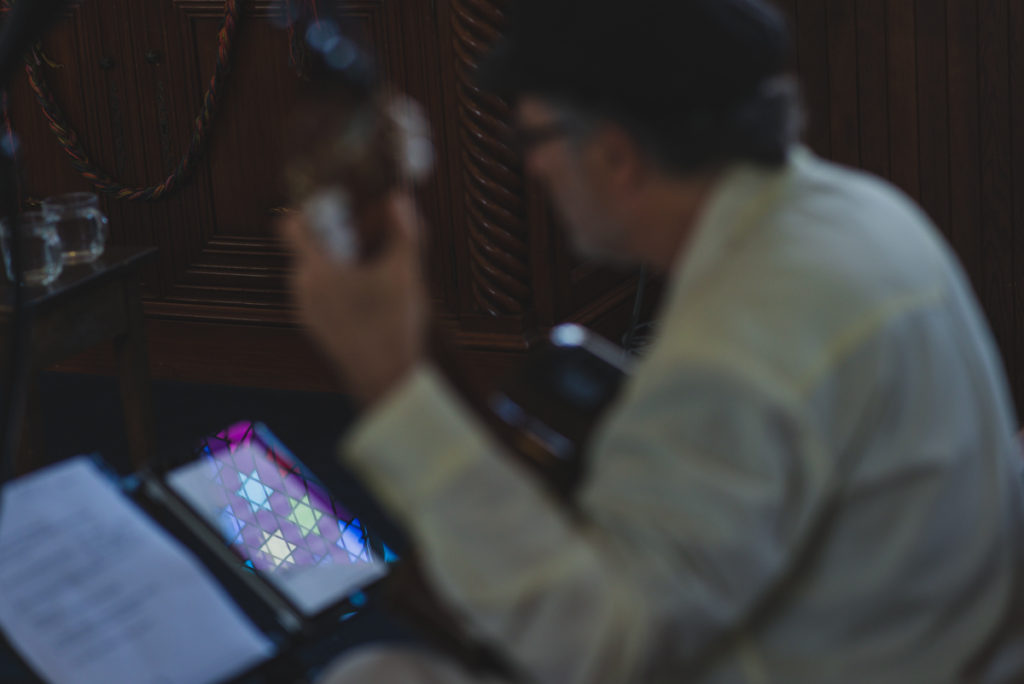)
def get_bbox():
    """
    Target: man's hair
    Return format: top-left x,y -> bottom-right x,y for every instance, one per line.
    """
479,0 -> 802,173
